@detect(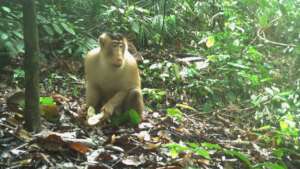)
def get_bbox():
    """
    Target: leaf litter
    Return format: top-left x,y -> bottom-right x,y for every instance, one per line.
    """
0,58 -> 288,169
